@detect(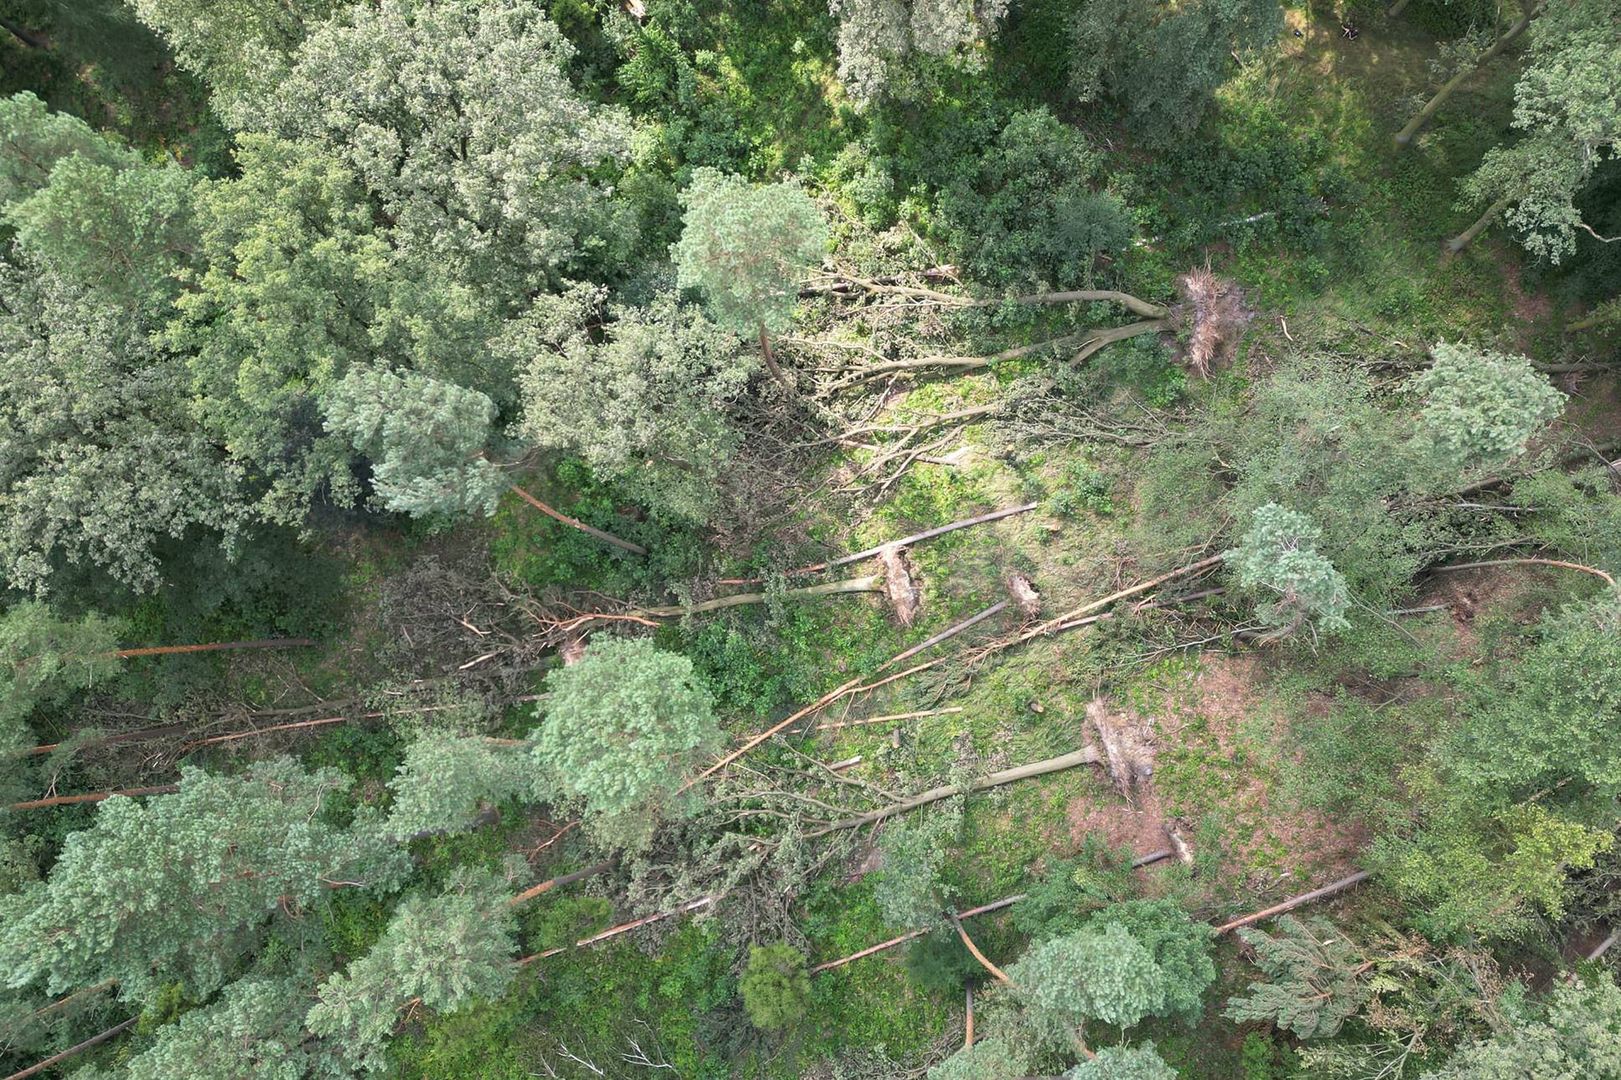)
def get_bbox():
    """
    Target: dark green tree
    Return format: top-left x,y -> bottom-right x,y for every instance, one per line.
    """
739,942 -> 812,1032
